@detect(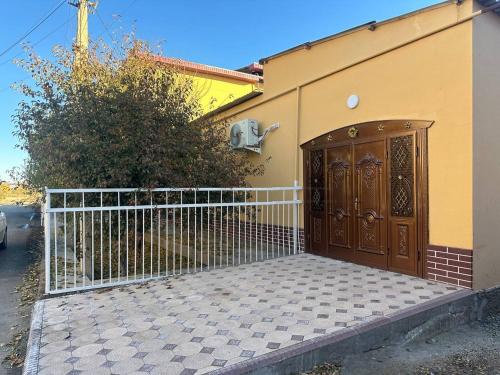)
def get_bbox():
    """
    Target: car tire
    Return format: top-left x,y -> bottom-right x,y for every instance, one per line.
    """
0,229 -> 7,249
